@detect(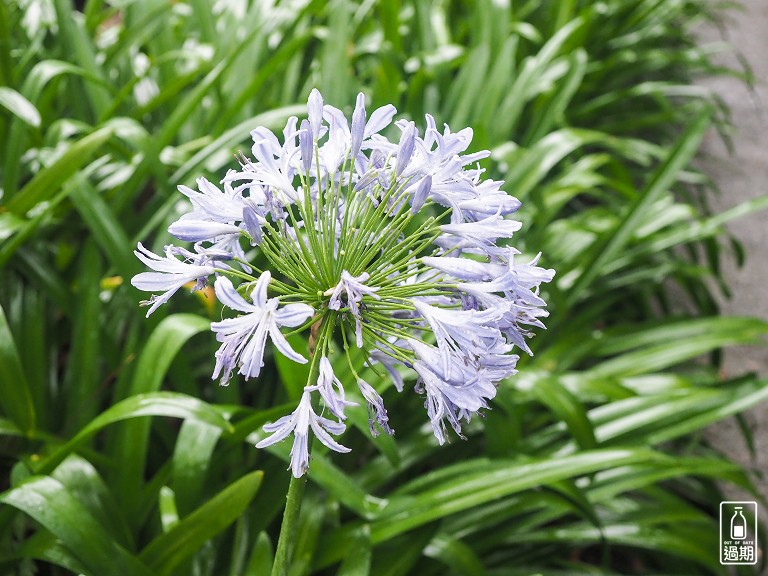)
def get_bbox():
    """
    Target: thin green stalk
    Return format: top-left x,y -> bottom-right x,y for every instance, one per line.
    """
270,314 -> 333,575
270,471 -> 308,576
